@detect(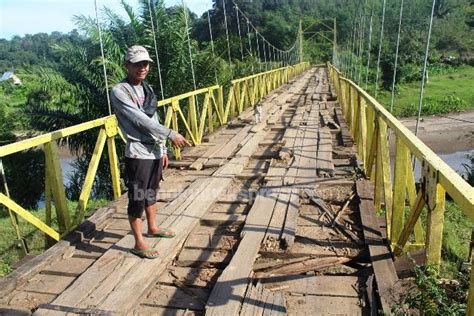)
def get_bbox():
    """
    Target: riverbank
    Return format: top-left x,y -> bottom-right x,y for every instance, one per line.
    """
399,110 -> 473,154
